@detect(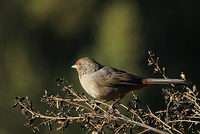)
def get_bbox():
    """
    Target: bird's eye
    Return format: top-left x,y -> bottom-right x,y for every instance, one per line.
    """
78,63 -> 81,66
